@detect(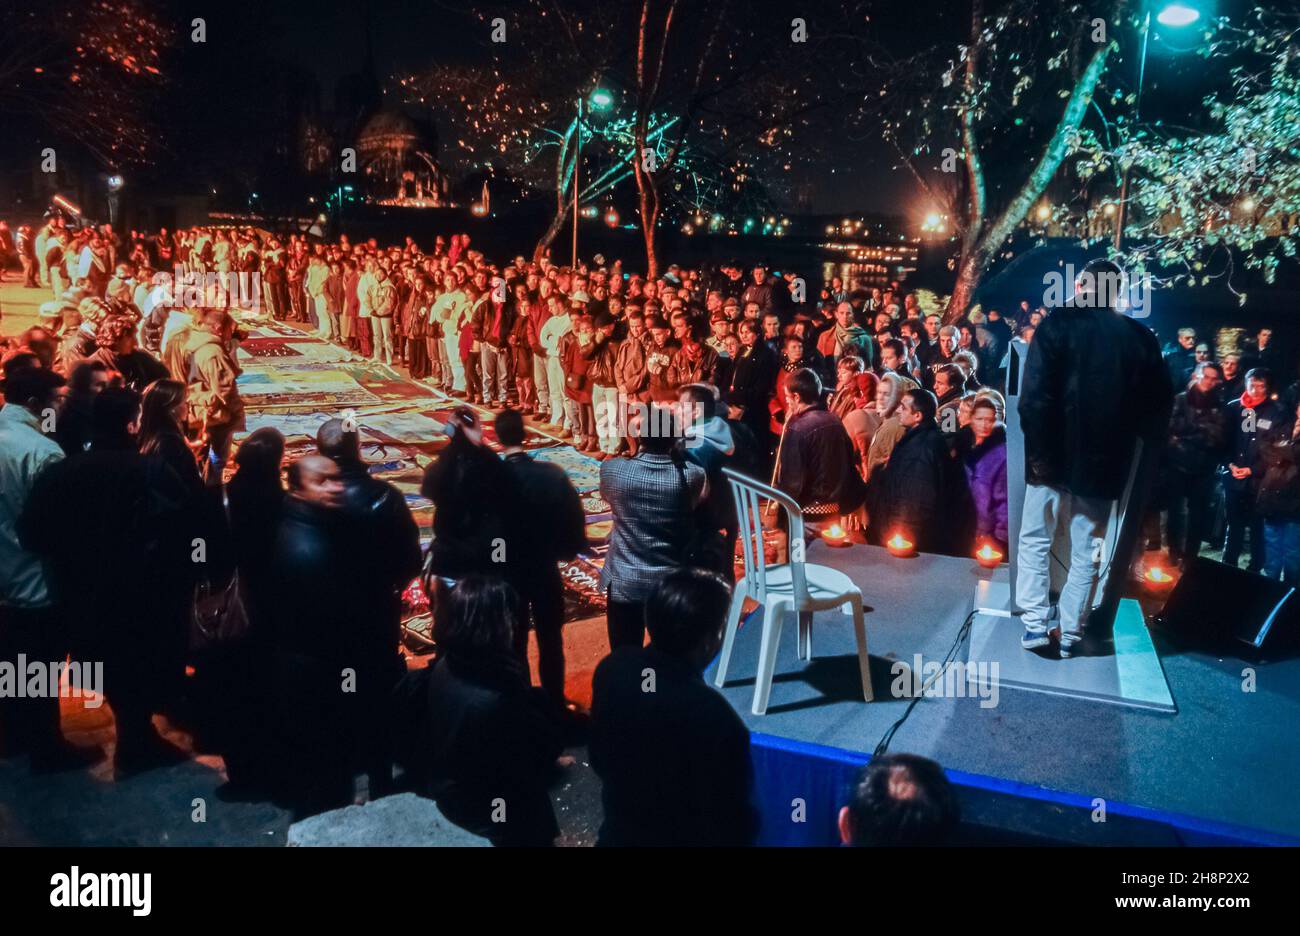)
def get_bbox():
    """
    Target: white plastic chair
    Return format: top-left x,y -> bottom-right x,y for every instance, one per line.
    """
715,467 -> 874,714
